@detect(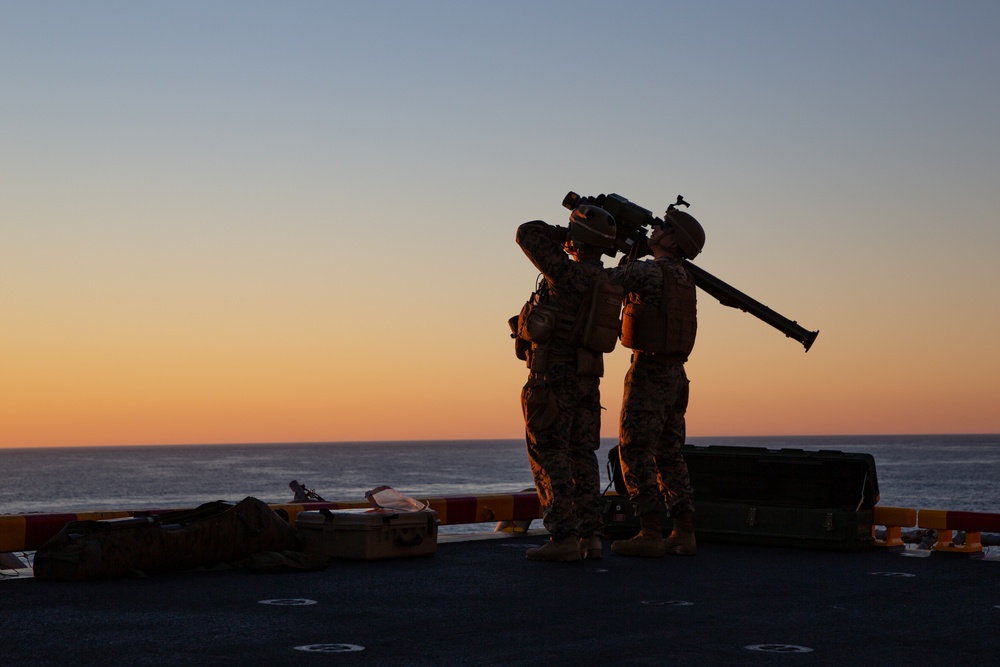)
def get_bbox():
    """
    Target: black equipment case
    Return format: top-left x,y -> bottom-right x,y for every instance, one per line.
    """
604,444 -> 880,551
